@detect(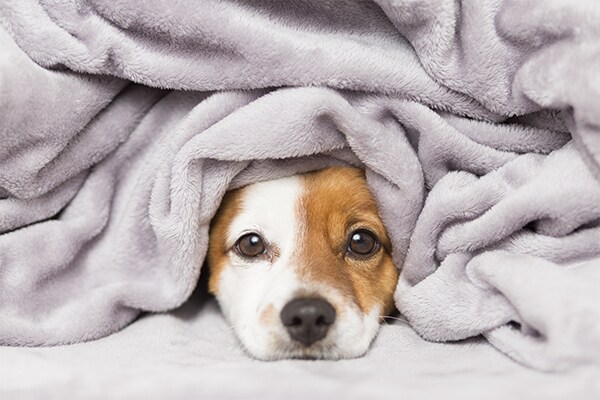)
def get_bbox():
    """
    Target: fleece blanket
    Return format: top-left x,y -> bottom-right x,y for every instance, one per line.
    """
2,289 -> 599,400
1,0 -> 599,375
